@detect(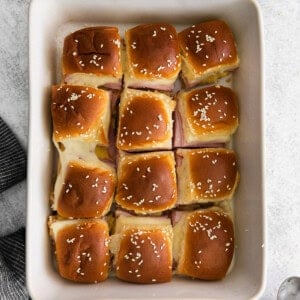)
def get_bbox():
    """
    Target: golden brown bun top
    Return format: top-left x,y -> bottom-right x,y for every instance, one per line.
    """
51,85 -> 110,142
57,160 -> 115,218
182,208 -> 234,280
126,23 -> 180,79
116,228 -> 172,283
179,20 -> 239,72
177,148 -> 238,199
179,85 -> 238,133
116,152 -> 177,214
63,26 -> 121,76
117,89 -> 175,150
51,219 -> 110,283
